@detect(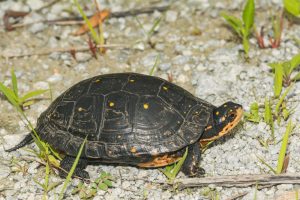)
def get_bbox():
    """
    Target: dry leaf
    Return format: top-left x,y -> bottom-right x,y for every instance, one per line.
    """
281,153 -> 290,174
275,190 -> 300,200
74,9 -> 110,36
